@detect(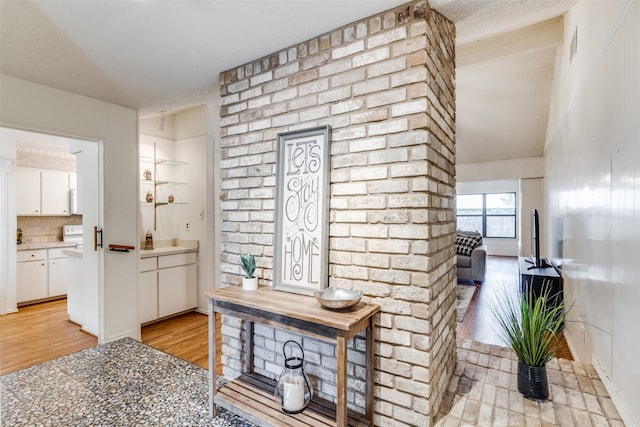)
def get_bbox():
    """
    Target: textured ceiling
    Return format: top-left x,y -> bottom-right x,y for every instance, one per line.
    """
1,0 -> 577,164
